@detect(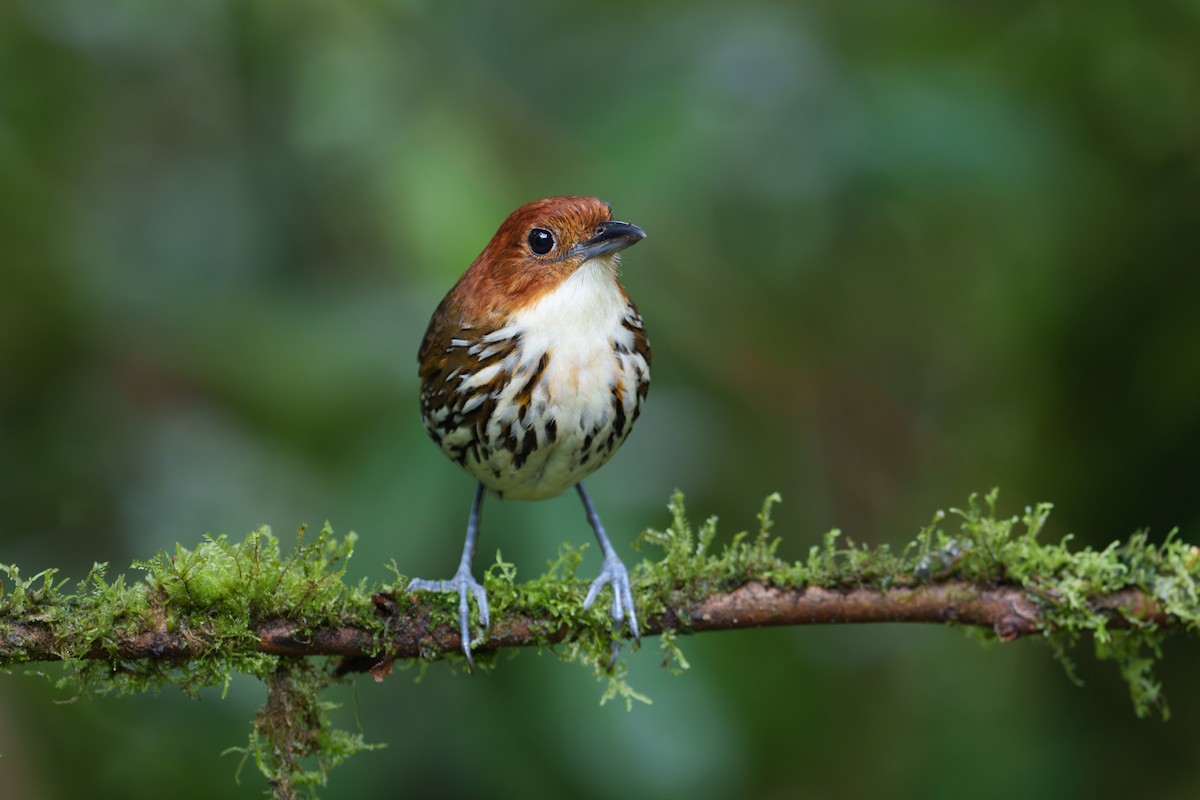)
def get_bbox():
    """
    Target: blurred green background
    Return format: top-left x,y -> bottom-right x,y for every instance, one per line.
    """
3,1 -> 1200,798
